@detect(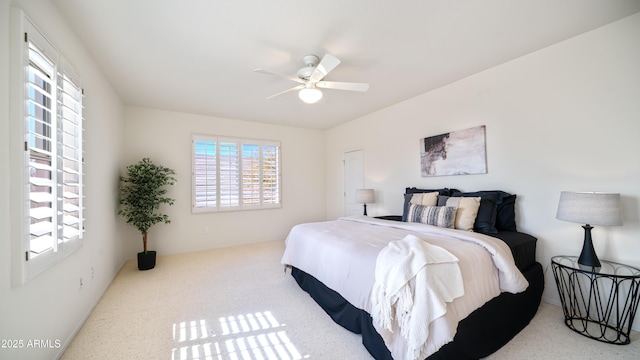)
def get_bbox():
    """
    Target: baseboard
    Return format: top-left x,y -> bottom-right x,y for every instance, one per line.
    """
54,260 -> 127,359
